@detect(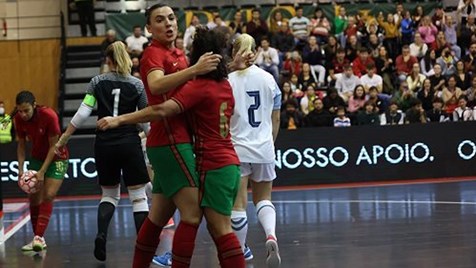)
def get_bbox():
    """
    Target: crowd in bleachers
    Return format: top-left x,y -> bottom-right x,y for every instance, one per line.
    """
102,1 -> 476,129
